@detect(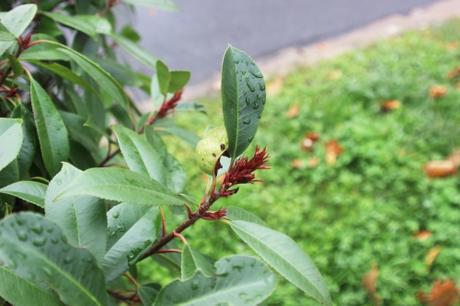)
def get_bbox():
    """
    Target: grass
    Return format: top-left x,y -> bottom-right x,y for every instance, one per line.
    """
141,20 -> 460,305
